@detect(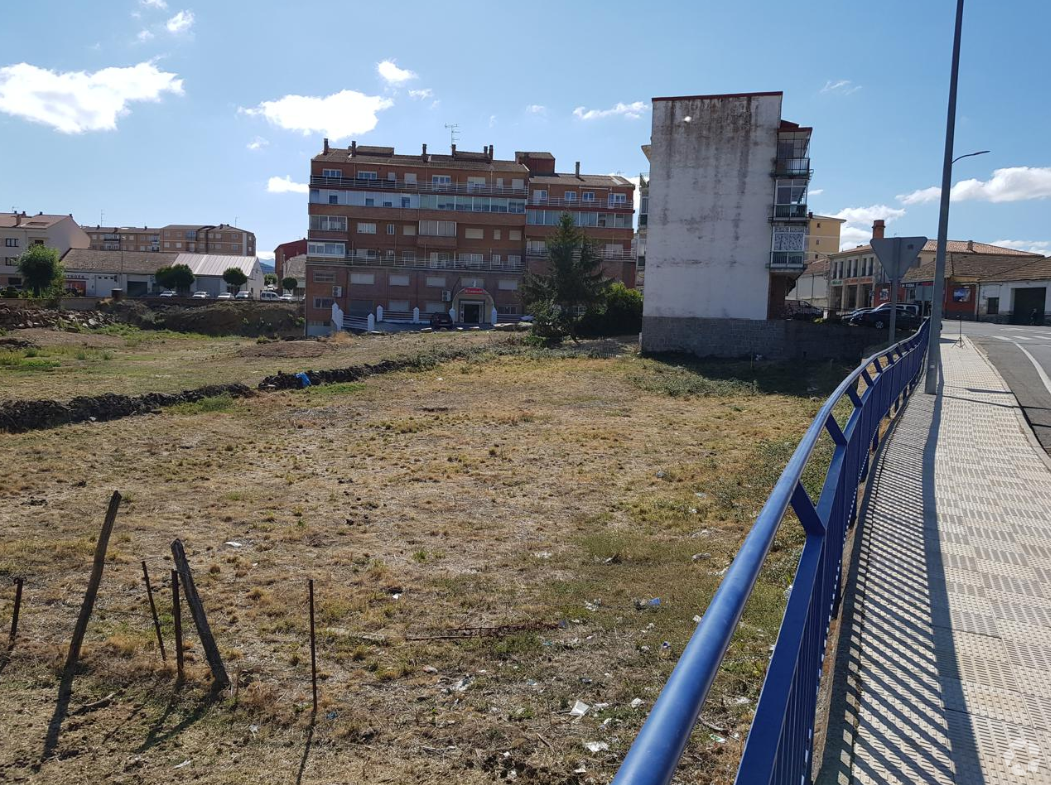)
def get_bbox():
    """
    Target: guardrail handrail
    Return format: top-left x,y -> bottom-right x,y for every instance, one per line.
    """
613,320 -> 930,785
